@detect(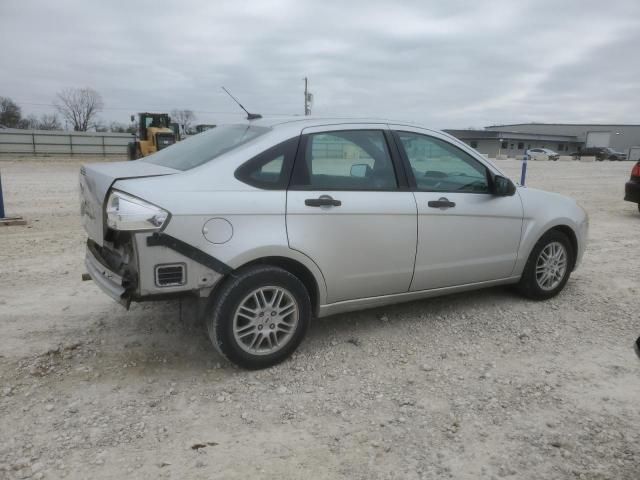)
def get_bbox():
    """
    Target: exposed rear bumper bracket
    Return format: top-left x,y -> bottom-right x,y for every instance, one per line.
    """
146,232 -> 233,275
85,245 -> 131,308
